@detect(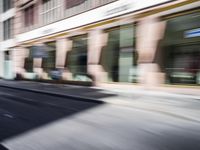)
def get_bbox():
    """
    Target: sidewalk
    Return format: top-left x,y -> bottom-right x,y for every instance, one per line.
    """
96,83 -> 200,100
0,80 -> 200,102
